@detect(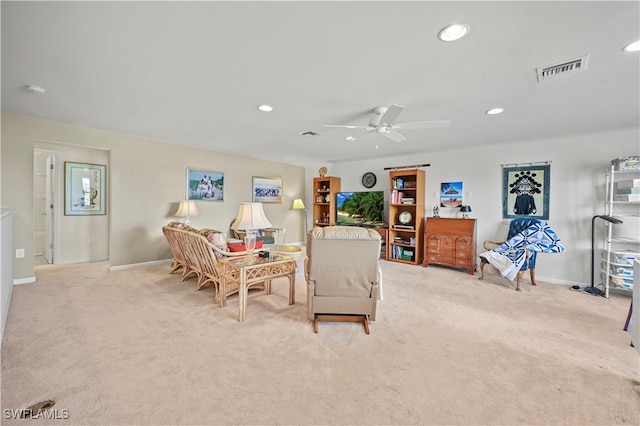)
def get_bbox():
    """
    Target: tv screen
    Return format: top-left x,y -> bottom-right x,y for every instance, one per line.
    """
336,191 -> 385,227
